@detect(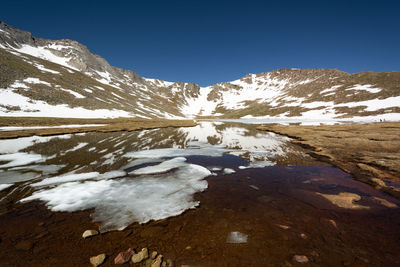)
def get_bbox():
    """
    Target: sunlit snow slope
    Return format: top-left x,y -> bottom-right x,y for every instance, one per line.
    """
1,21 -> 399,121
